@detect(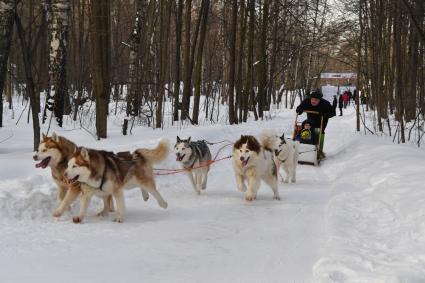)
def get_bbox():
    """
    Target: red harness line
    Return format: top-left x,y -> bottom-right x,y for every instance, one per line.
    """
153,141 -> 233,176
